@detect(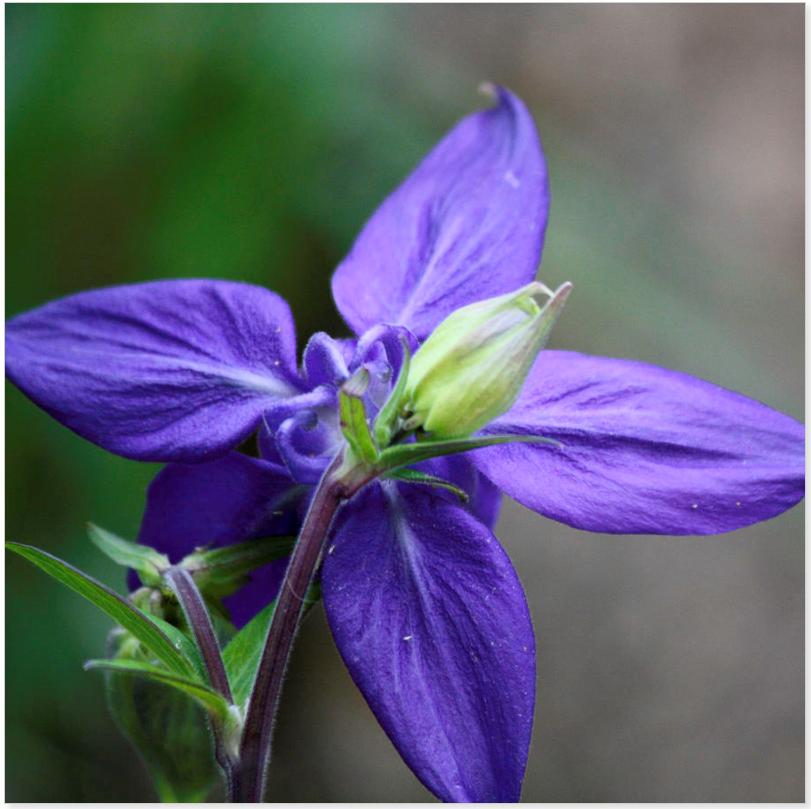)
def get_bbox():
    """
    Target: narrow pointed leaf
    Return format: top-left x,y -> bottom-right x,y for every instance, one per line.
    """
85,659 -> 229,720
6,542 -> 196,677
380,432 -> 561,470
385,467 -> 470,503
419,454 -> 504,531
181,535 -> 295,590
146,614 -> 206,682
87,523 -> 169,586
